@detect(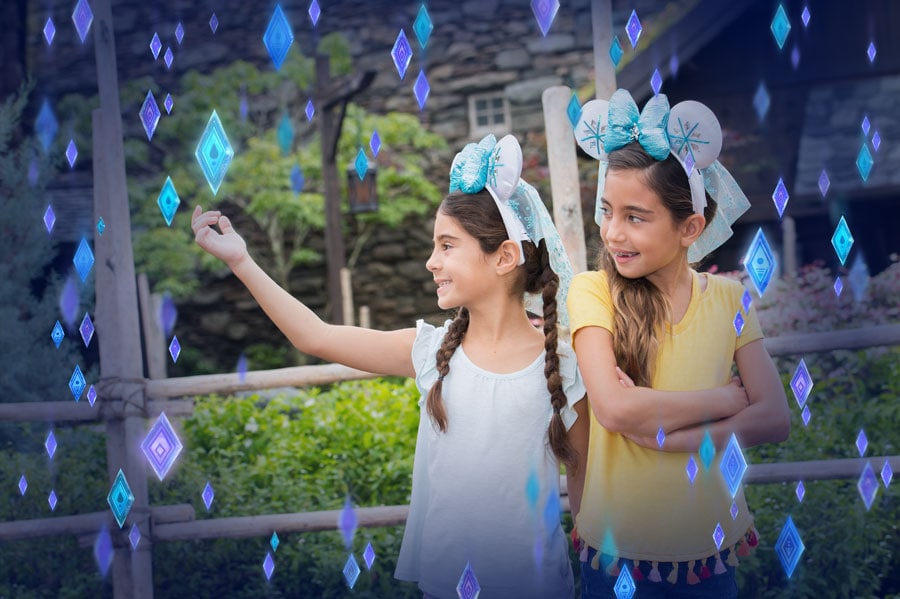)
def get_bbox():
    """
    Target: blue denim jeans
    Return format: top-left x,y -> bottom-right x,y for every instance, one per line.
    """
580,548 -> 737,599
